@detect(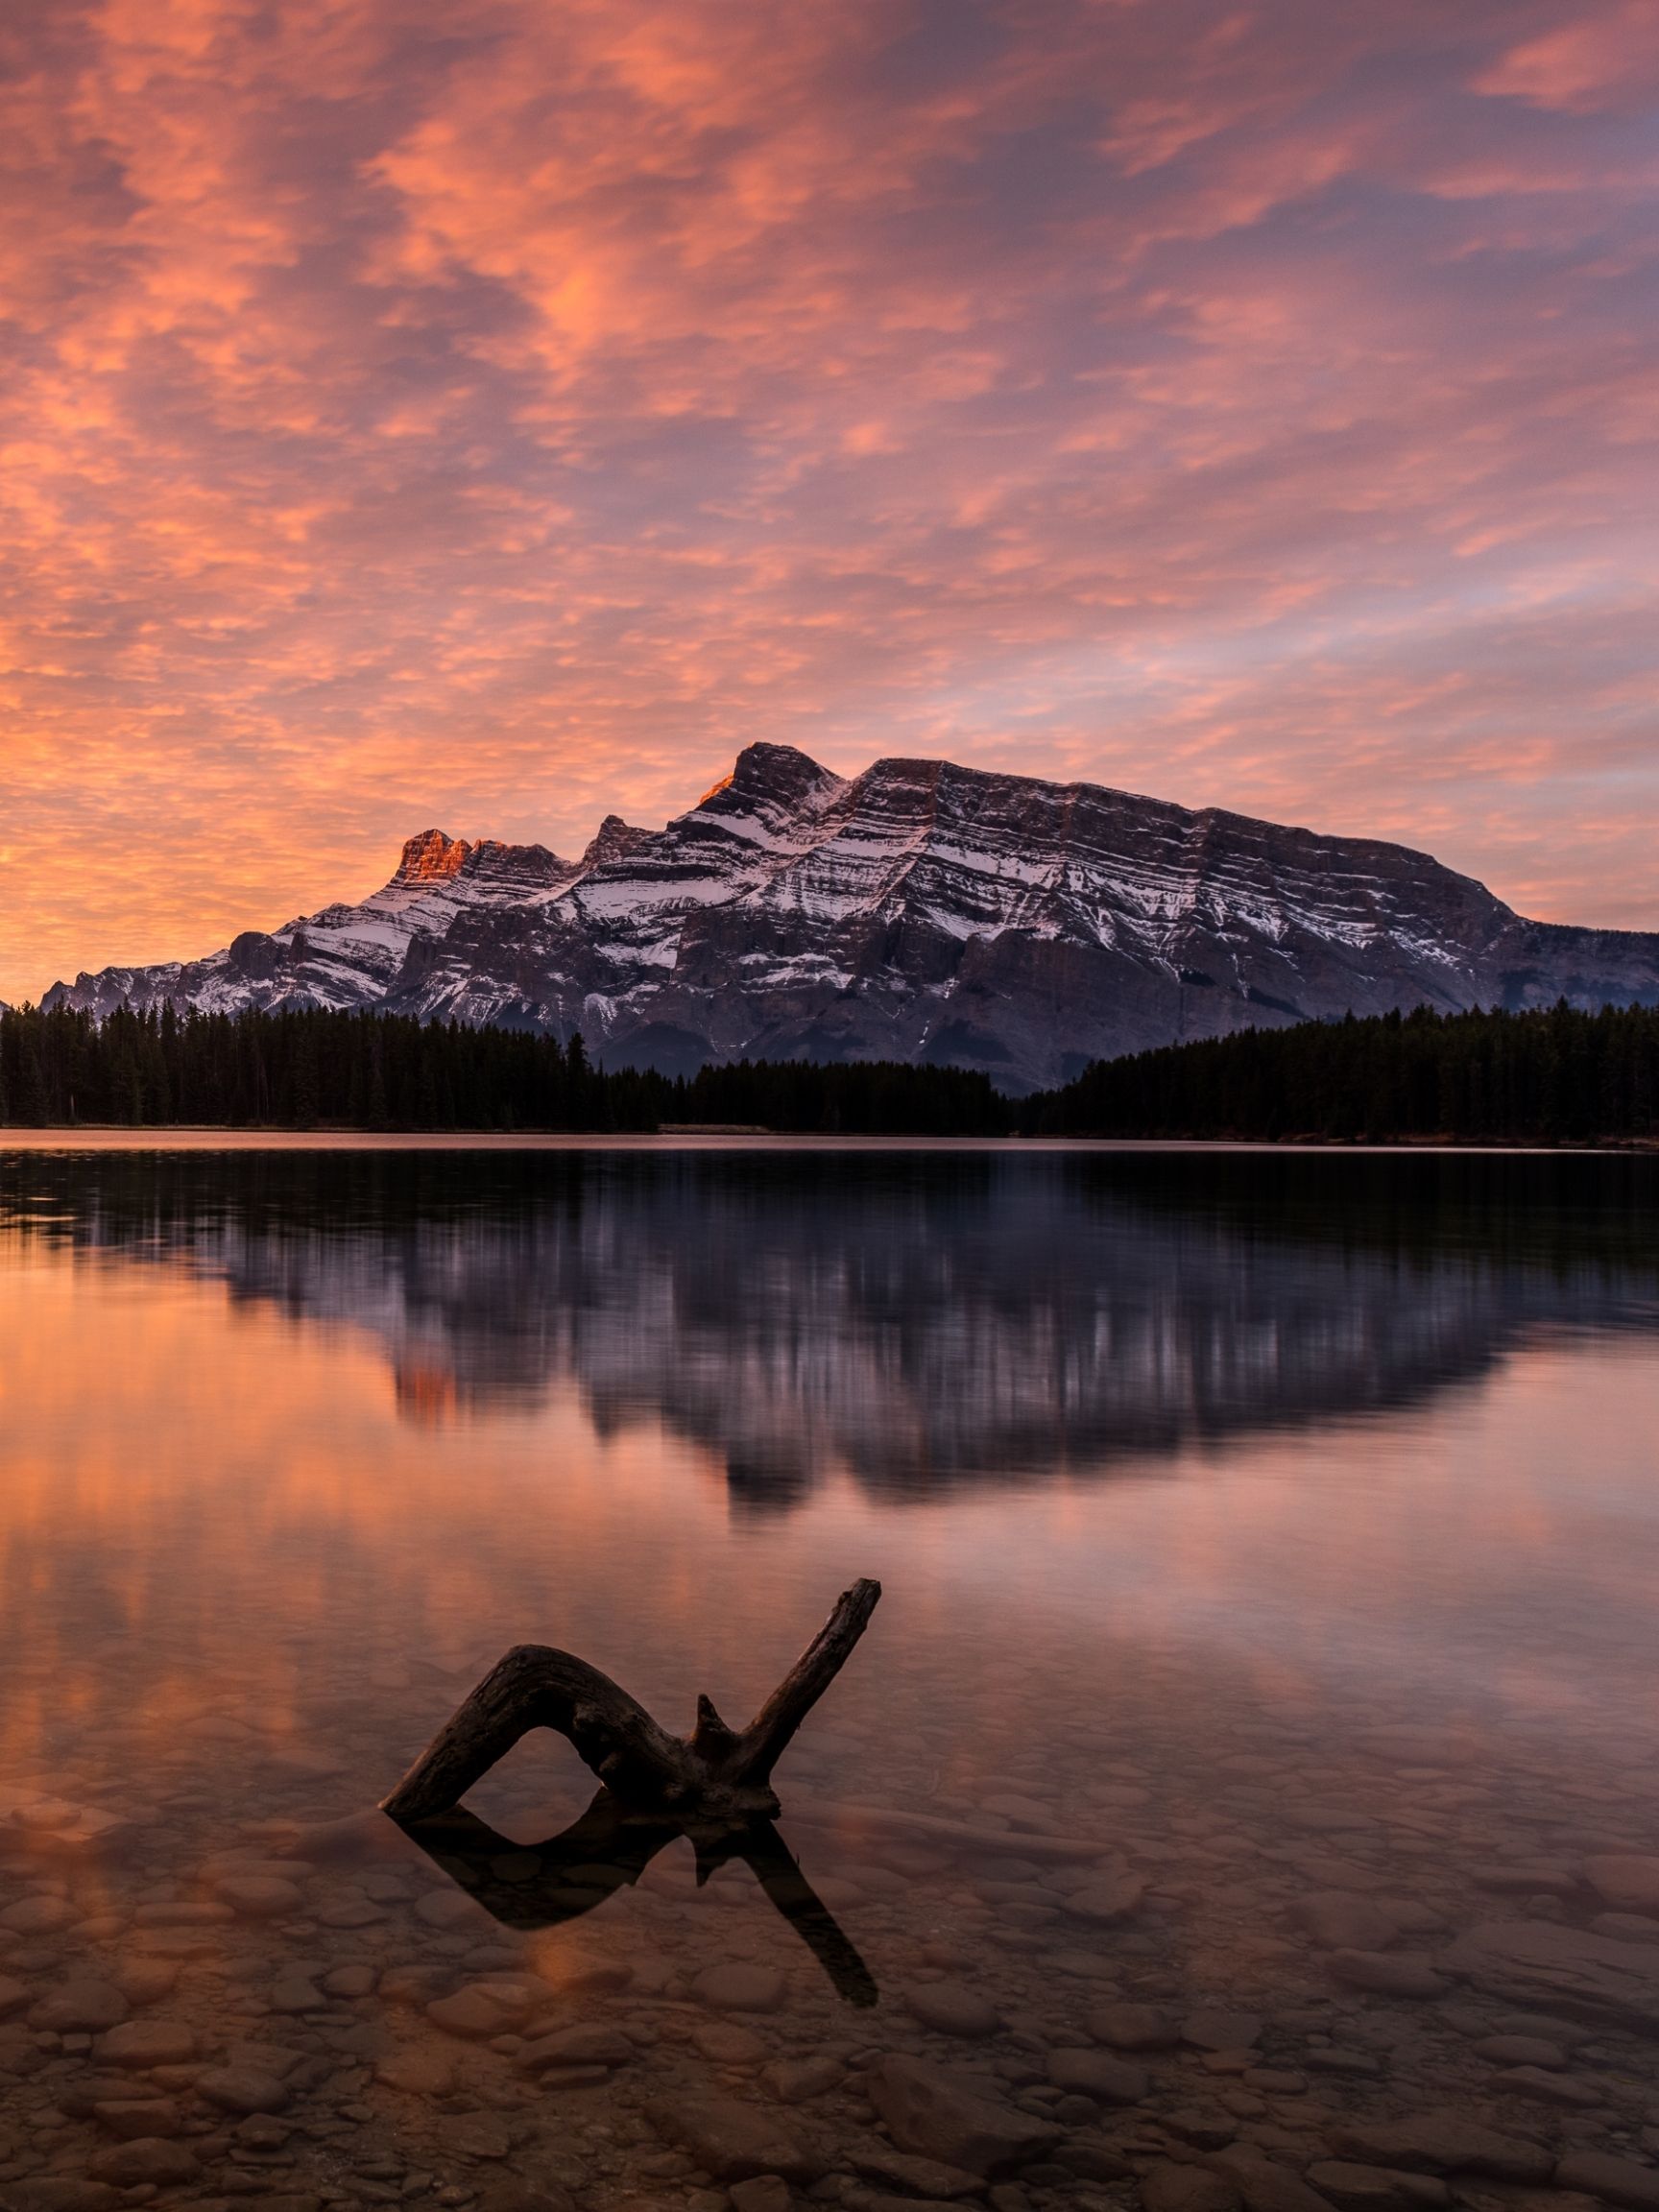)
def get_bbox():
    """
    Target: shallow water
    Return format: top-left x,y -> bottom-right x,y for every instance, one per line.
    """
0,1145 -> 1657,2212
